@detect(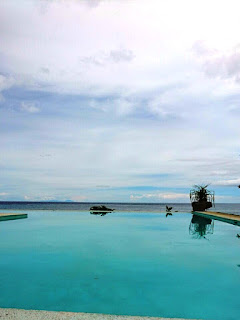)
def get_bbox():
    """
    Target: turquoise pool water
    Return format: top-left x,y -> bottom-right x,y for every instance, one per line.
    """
0,211 -> 239,319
